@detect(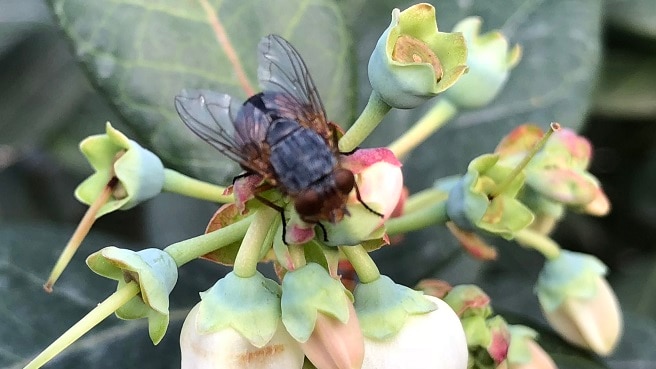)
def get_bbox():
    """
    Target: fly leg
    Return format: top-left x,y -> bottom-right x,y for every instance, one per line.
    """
253,194 -> 288,245
353,181 -> 384,218
316,222 -> 329,242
